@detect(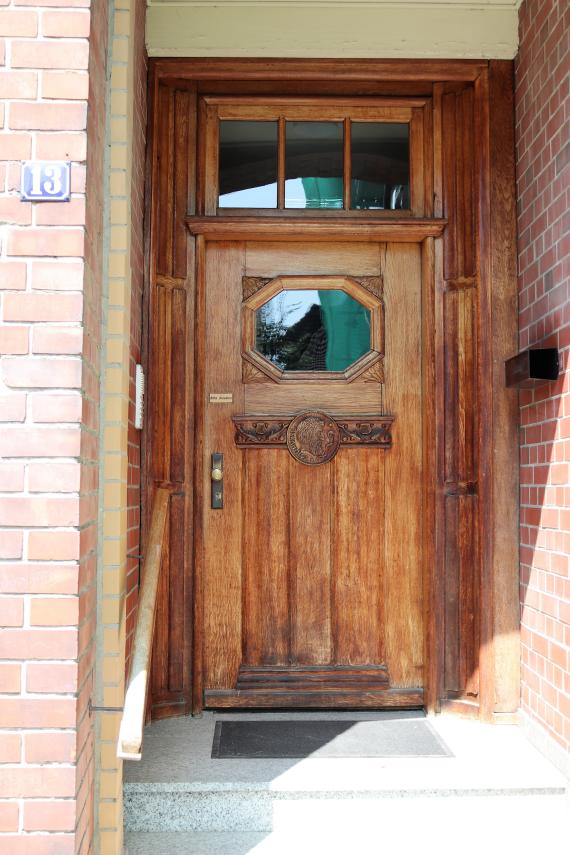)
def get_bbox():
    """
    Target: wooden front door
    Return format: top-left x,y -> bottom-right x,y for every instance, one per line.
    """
148,62 -> 520,723
200,239 -> 424,708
